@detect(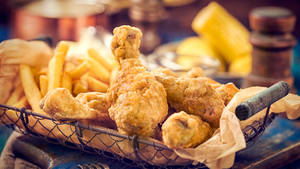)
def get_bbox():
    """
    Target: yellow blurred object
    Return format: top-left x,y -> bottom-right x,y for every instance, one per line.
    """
192,2 -> 252,64
176,37 -> 225,71
229,55 -> 251,76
